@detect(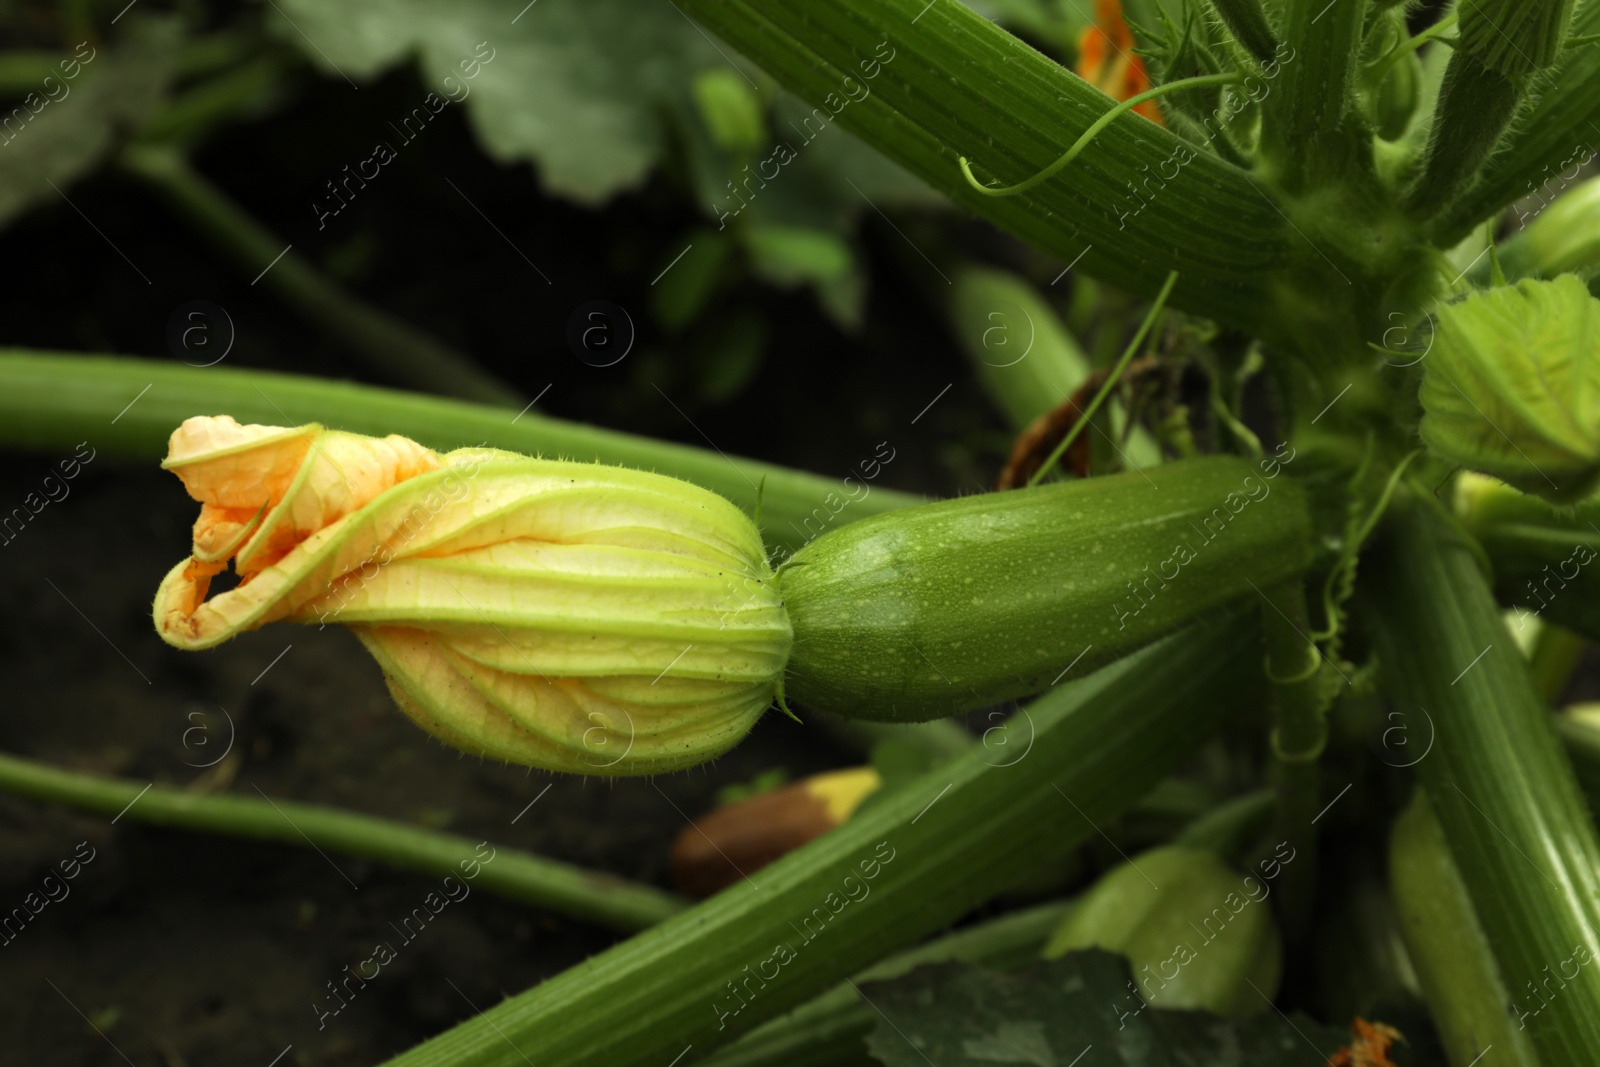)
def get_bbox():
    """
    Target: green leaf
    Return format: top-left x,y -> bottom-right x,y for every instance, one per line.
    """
651,229 -> 733,334
860,952 -> 1383,1067
269,0 -> 726,202
0,17 -> 181,227
694,68 -> 767,156
1419,275 -> 1600,502
745,225 -> 852,286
